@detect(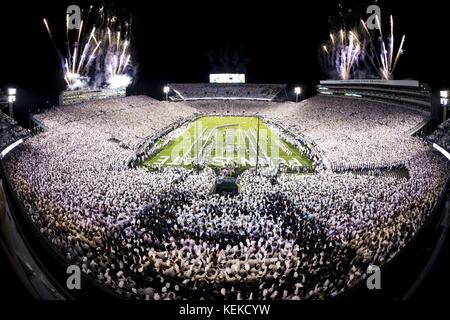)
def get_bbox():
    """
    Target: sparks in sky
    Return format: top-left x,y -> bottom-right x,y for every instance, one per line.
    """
43,6 -> 134,90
